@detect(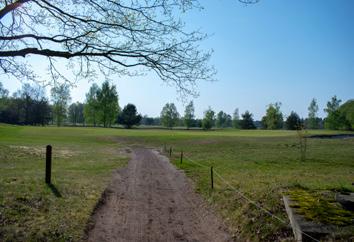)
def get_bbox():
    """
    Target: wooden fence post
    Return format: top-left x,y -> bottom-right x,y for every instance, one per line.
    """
169,147 -> 172,157
211,166 -> 214,189
180,151 -> 183,164
45,145 -> 52,184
